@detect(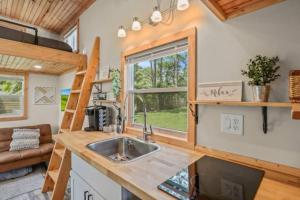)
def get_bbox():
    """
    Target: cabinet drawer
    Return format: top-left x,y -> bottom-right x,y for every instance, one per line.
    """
72,153 -> 122,200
